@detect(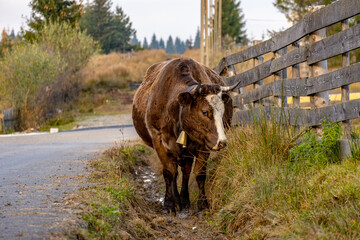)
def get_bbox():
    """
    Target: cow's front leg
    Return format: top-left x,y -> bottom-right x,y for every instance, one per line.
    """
179,156 -> 194,210
162,162 -> 179,214
152,135 -> 180,214
194,152 -> 210,212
